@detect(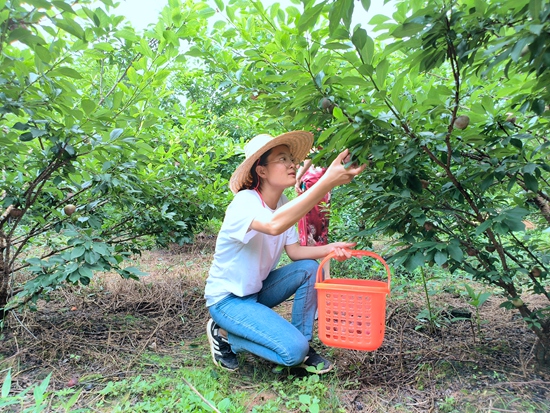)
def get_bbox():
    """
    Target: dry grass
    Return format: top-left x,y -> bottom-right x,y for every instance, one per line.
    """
1,240 -> 550,412
2,244 -> 213,392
